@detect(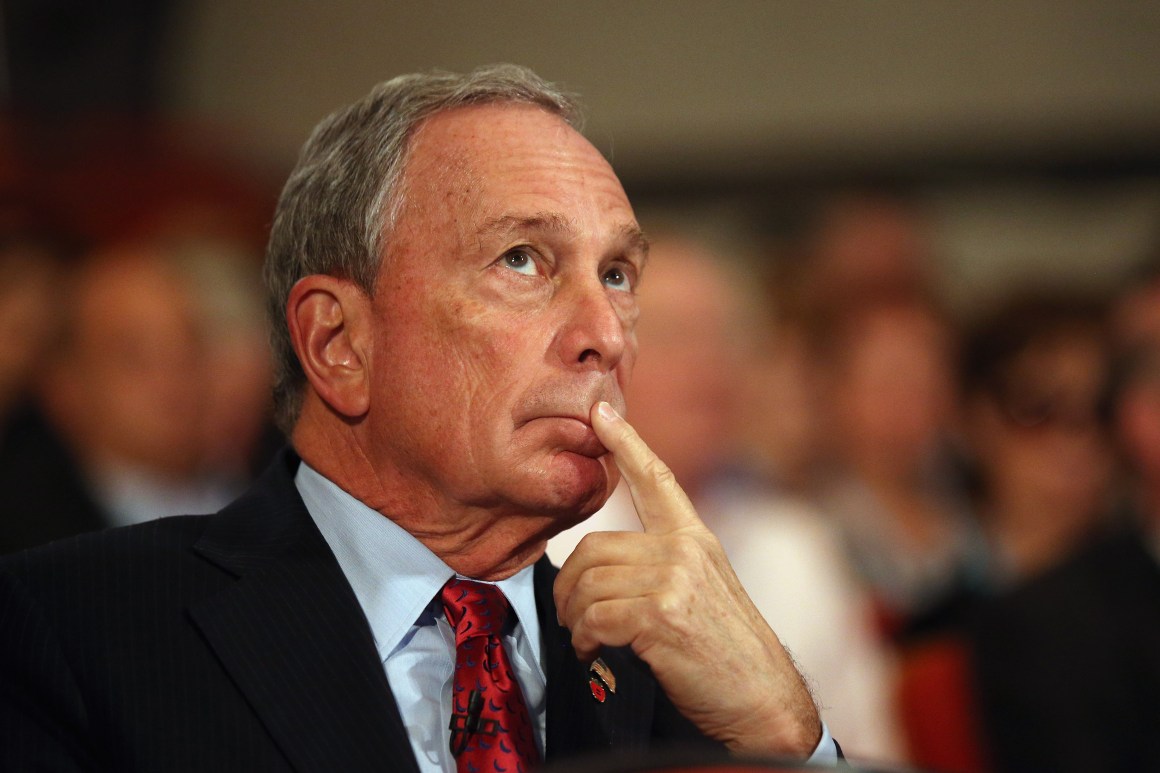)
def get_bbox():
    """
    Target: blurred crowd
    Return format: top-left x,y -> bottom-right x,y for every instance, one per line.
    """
3,182 -> 1160,772
549,193 -> 1160,772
